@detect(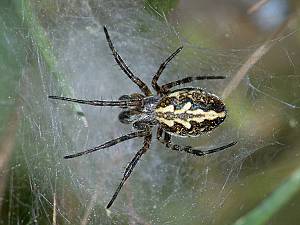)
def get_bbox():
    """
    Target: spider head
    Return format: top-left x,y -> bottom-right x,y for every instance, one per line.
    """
118,93 -> 144,108
118,110 -> 141,124
118,95 -> 160,127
